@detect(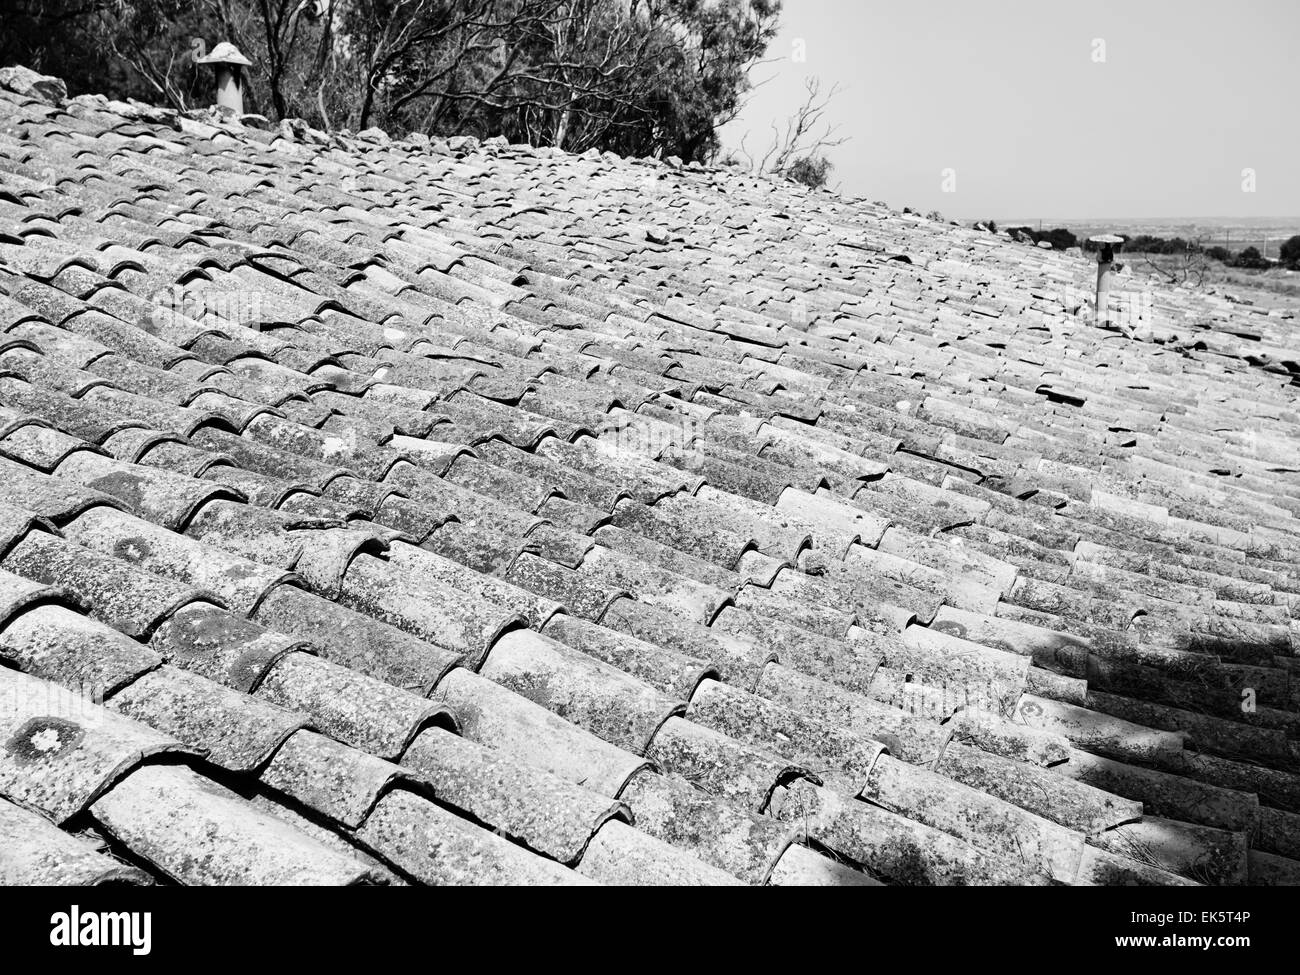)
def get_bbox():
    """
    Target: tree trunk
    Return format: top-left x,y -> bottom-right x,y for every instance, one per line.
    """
554,103 -> 572,149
